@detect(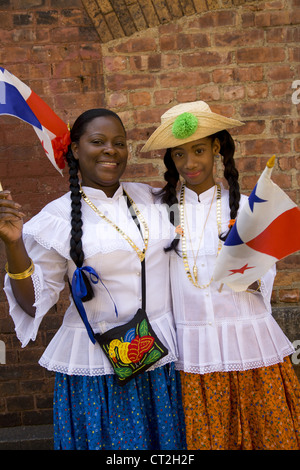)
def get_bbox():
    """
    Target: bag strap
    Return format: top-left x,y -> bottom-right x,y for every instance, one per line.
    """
123,190 -> 146,310
70,190 -> 147,344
